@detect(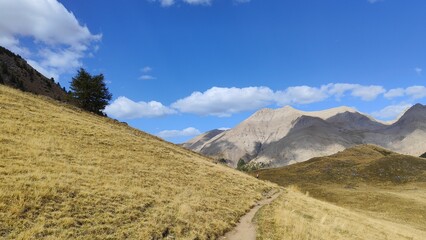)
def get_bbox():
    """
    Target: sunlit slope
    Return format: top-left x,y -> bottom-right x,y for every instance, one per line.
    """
0,85 -> 274,239
256,144 -> 426,186
255,145 -> 426,238
256,187 -> 426,240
